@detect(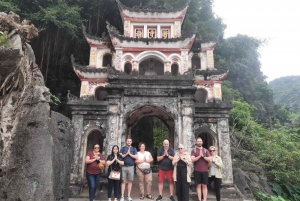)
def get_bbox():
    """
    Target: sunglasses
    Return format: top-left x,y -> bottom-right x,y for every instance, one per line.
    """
94,147 -> 100,149
178,148 -> 183,150
209,150 -> 215,152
